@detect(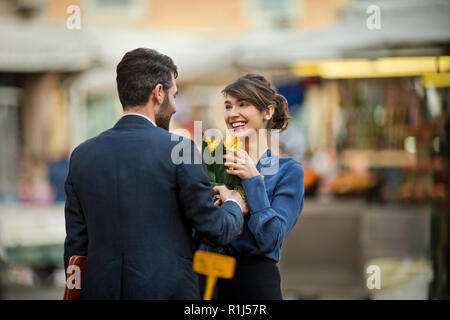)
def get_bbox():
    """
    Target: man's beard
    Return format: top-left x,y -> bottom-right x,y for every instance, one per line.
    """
155,96 -> 172,131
